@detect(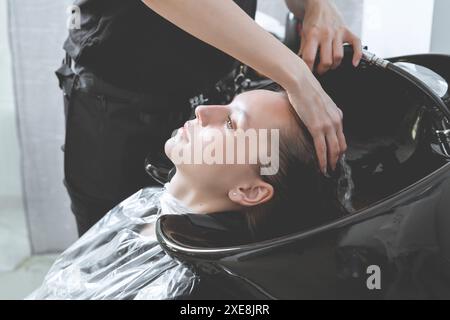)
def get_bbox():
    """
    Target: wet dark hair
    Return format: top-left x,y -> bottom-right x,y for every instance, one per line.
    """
242,85 -> 343,241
